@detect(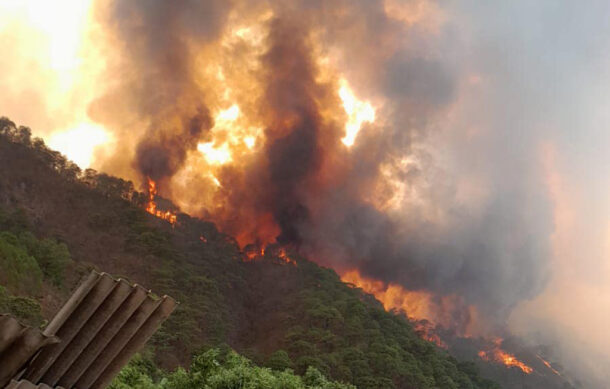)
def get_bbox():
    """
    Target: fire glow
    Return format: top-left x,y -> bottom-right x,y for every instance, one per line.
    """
341,270 -> 471,330
4,0 -> 584,381
338,79 -> 376,147
145,178 -> 177,226
243,244 -> 297,266
478,339 -> 533,374
342,270 -> 535,374
537,354 -> 562,377
341,269 -> 460,349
